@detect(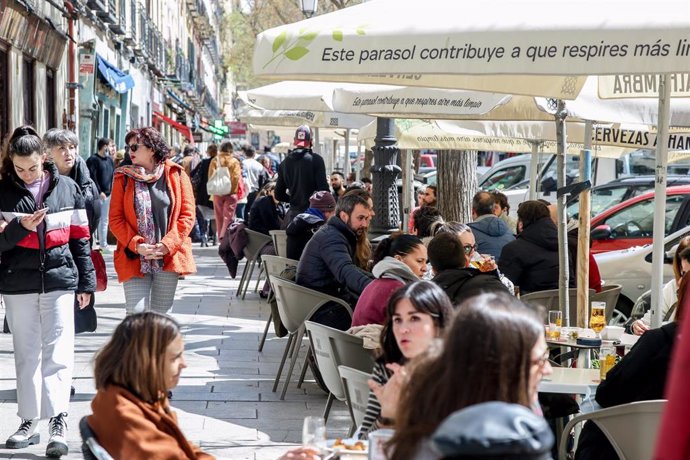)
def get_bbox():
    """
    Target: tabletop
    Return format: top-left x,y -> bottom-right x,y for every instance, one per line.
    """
539,367 -> 600,396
